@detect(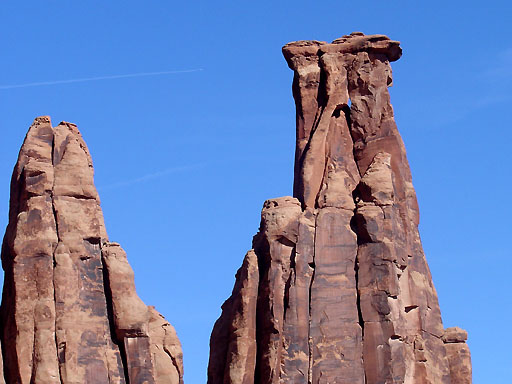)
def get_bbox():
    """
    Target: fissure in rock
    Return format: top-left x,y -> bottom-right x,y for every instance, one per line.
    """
100,248 -> 129,384
307,218 -> 316,384
50,132 -> 64,384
